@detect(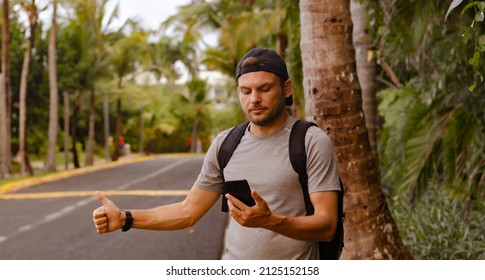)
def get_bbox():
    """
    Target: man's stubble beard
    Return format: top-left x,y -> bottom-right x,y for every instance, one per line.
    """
247,97 -> 286,127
